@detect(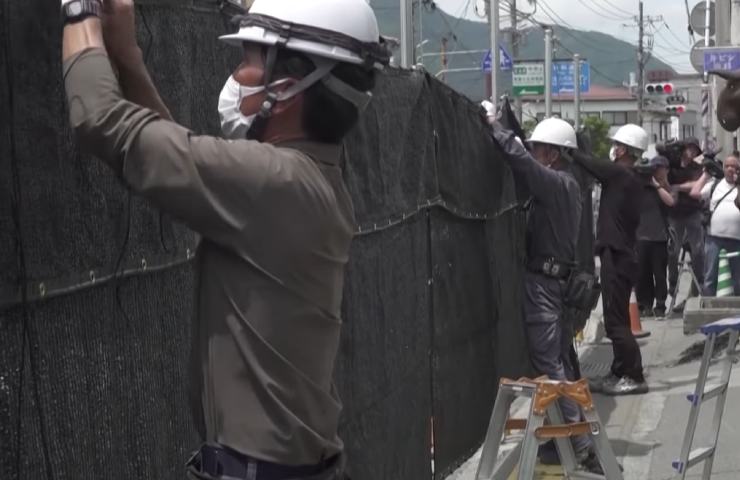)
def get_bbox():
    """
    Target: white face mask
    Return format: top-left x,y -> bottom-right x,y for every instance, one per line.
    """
609,145 -> 618,162
217,76 -> 290,140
